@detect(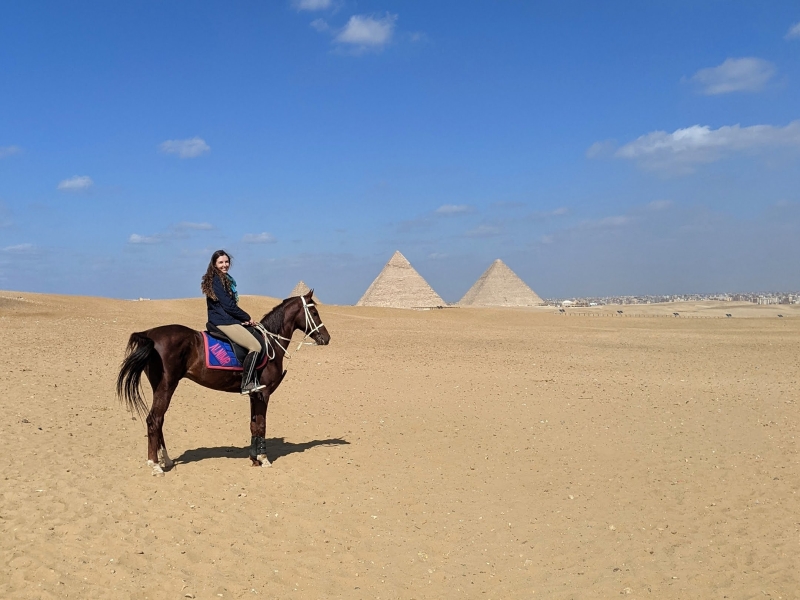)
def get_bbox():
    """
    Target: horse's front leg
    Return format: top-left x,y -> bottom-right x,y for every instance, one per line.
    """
249,392 -> 271,467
